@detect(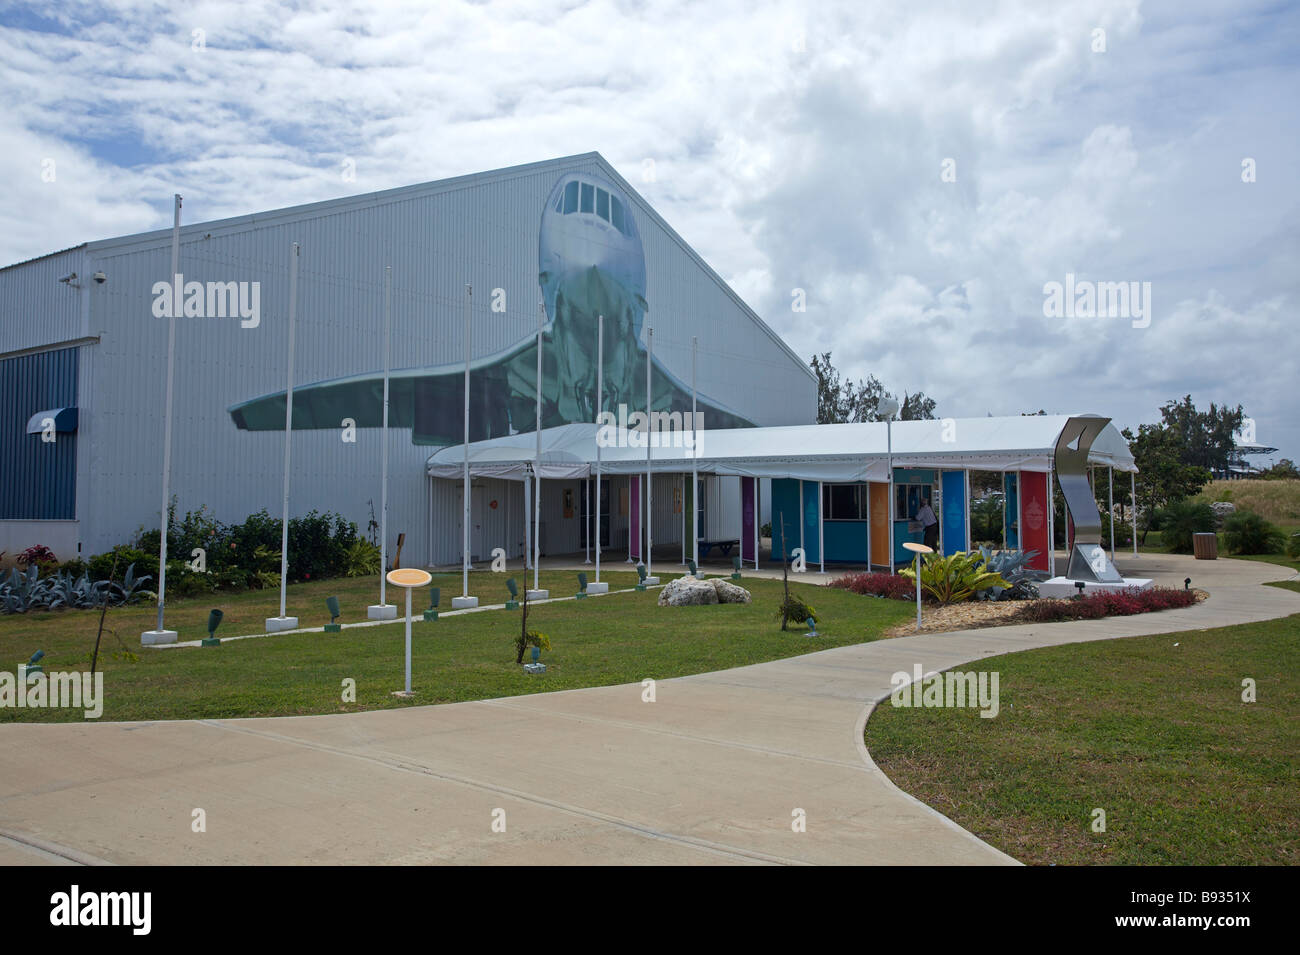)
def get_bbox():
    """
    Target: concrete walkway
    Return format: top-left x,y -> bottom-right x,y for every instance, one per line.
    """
1,554 -> 1296,866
